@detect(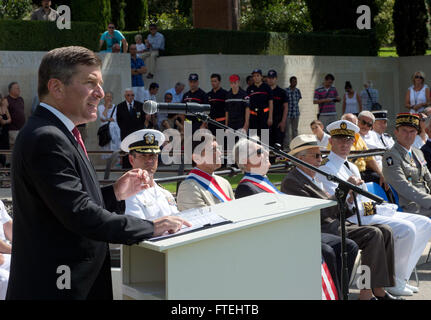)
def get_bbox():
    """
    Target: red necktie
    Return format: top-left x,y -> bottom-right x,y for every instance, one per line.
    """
72,127 -> 88,159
